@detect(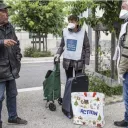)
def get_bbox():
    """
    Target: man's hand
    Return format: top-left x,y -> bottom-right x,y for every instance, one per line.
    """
4,39 -> 17,47
54,54 -> 60,62
118,74 -> 125,84
119,74 -> 125,80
